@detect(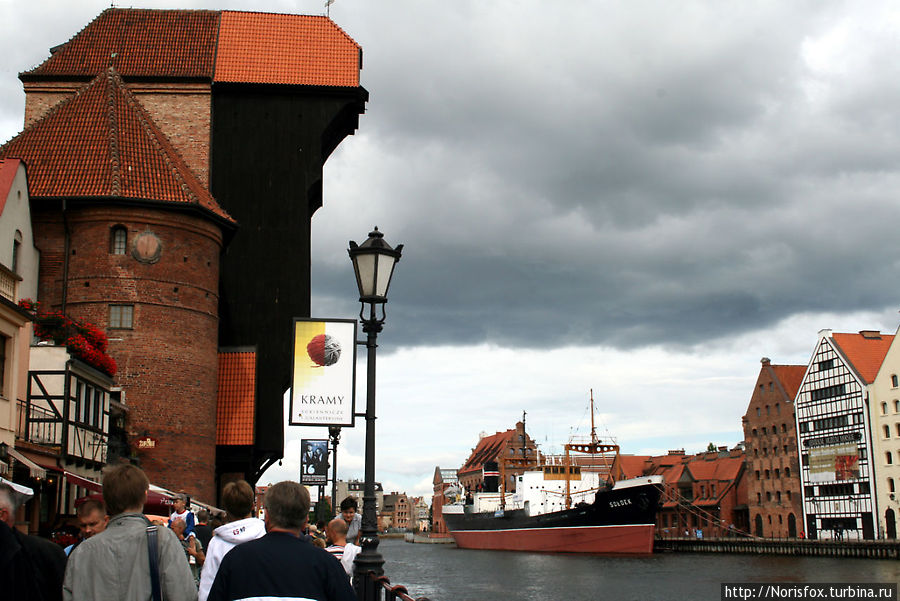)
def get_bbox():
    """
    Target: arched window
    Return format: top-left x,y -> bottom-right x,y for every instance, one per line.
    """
896,423 -> 900,437
776,403 -> 780,414
882,402 -> 889,415
766,405 -> 770,415
765,469 -> 770,479
893,374 -> 899,388
785,467 -> 791,477
885,425 -> 891,439
889,478 -> 896,493
895,400 -> 900,413
888,452 -> 894,465
110,225 -> 128,255
775,468 -> 780,479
